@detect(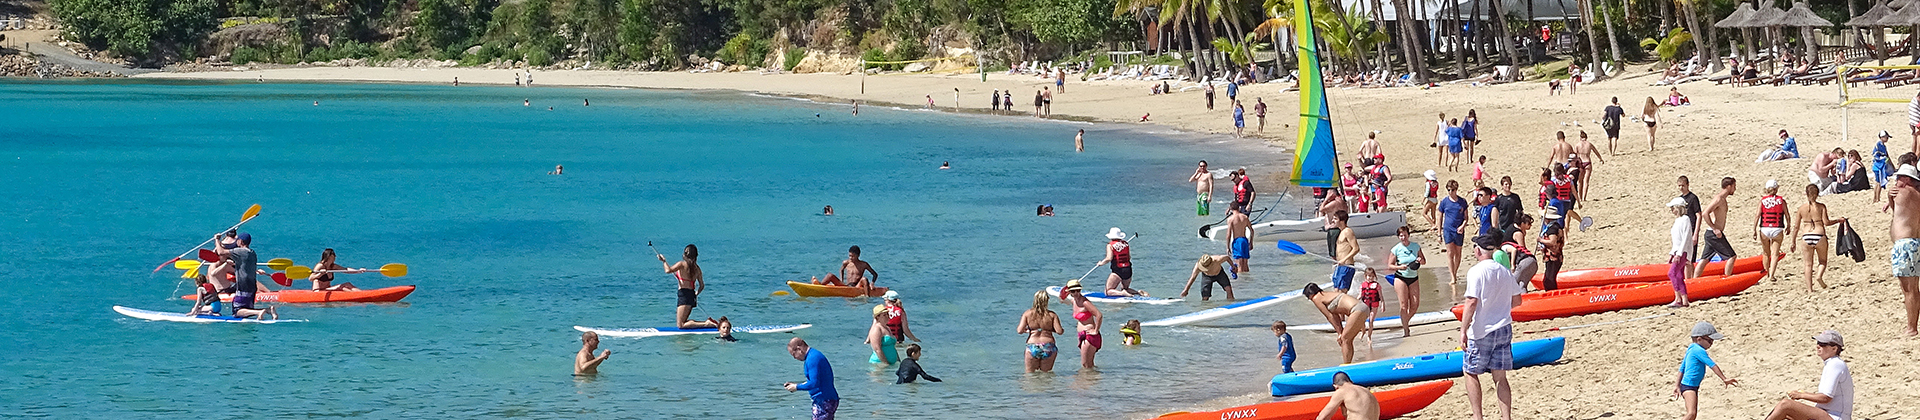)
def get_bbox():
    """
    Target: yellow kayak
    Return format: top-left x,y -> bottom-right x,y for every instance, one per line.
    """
785,281 -> 887,298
